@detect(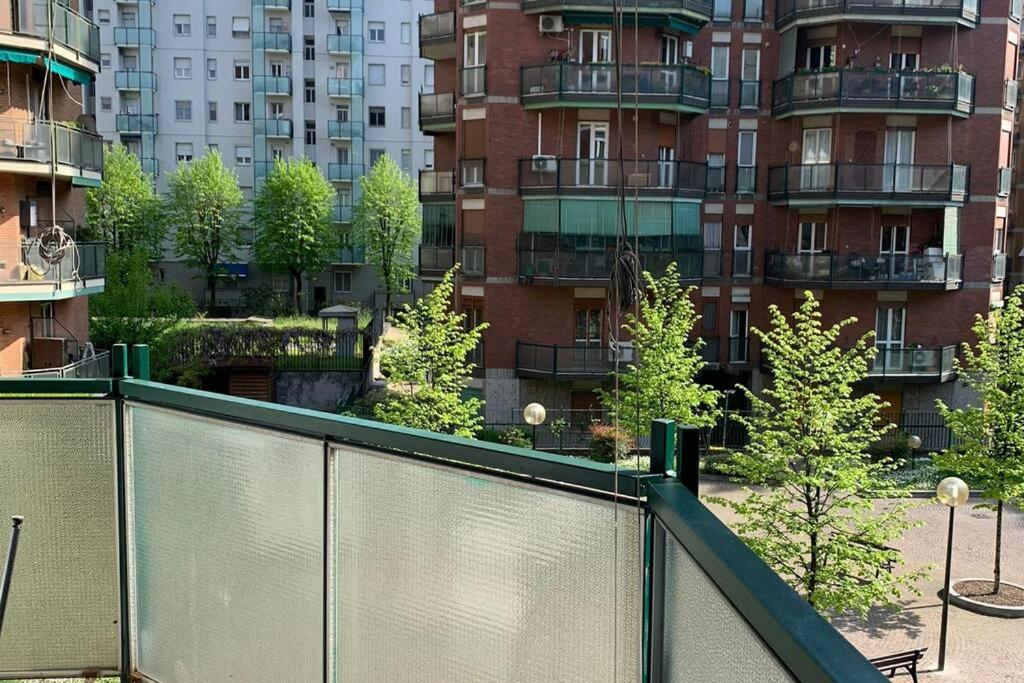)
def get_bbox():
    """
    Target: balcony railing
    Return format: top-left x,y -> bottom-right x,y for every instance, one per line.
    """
765,252 -> 963,290
255,118 -> 293,137
767,163 -> 969,204
419,170 -> 455,200
5,0 -> 101,65
327,77 -> 364,97
516,341 -> 621,379
327,120 -> 363,139
419,11 -> 455,60
519,158 -> 709,198
112,26 -> 156,47
993,252 -> 1008,282
776,0 -> 979,29
460,66 -> 486,97
518,233 -> 706,283
254,0 -> 292,8
253,75 -> 292,95
54,123 -> 104,174
521,0 -> 713,19
115,70 -> 157,90
327,0 -> 358,10
772,70 -> 975,116
869,345 -> 957,382
327,33 -> 363,53
521,63 -> 711,113
23,350 -> 110,378
116,113 -> 158,133
728,335 -> 749,363
706,165 -> 726,193
327,163 -> 363,182
736,166 -> 757,194
699,335 -> 721,364
418,244 -> 455,276
419,92 -> 456,131
335,245 -> 365,263
0,116 -> 103,175
0,240 -> 106,295
462,245 -> 485,276
253,32 -> 292,52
